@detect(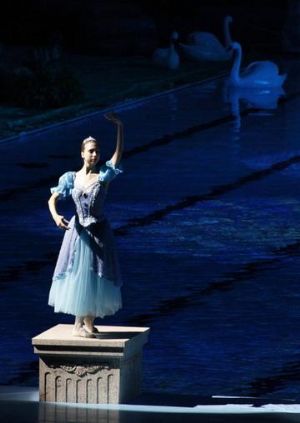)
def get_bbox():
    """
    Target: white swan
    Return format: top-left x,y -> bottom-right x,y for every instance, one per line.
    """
224,84 -> 285,131
228,86 -> 284,110
179,16 -> 233,62
229,42 -> 286,88
152,32 -> 180,70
